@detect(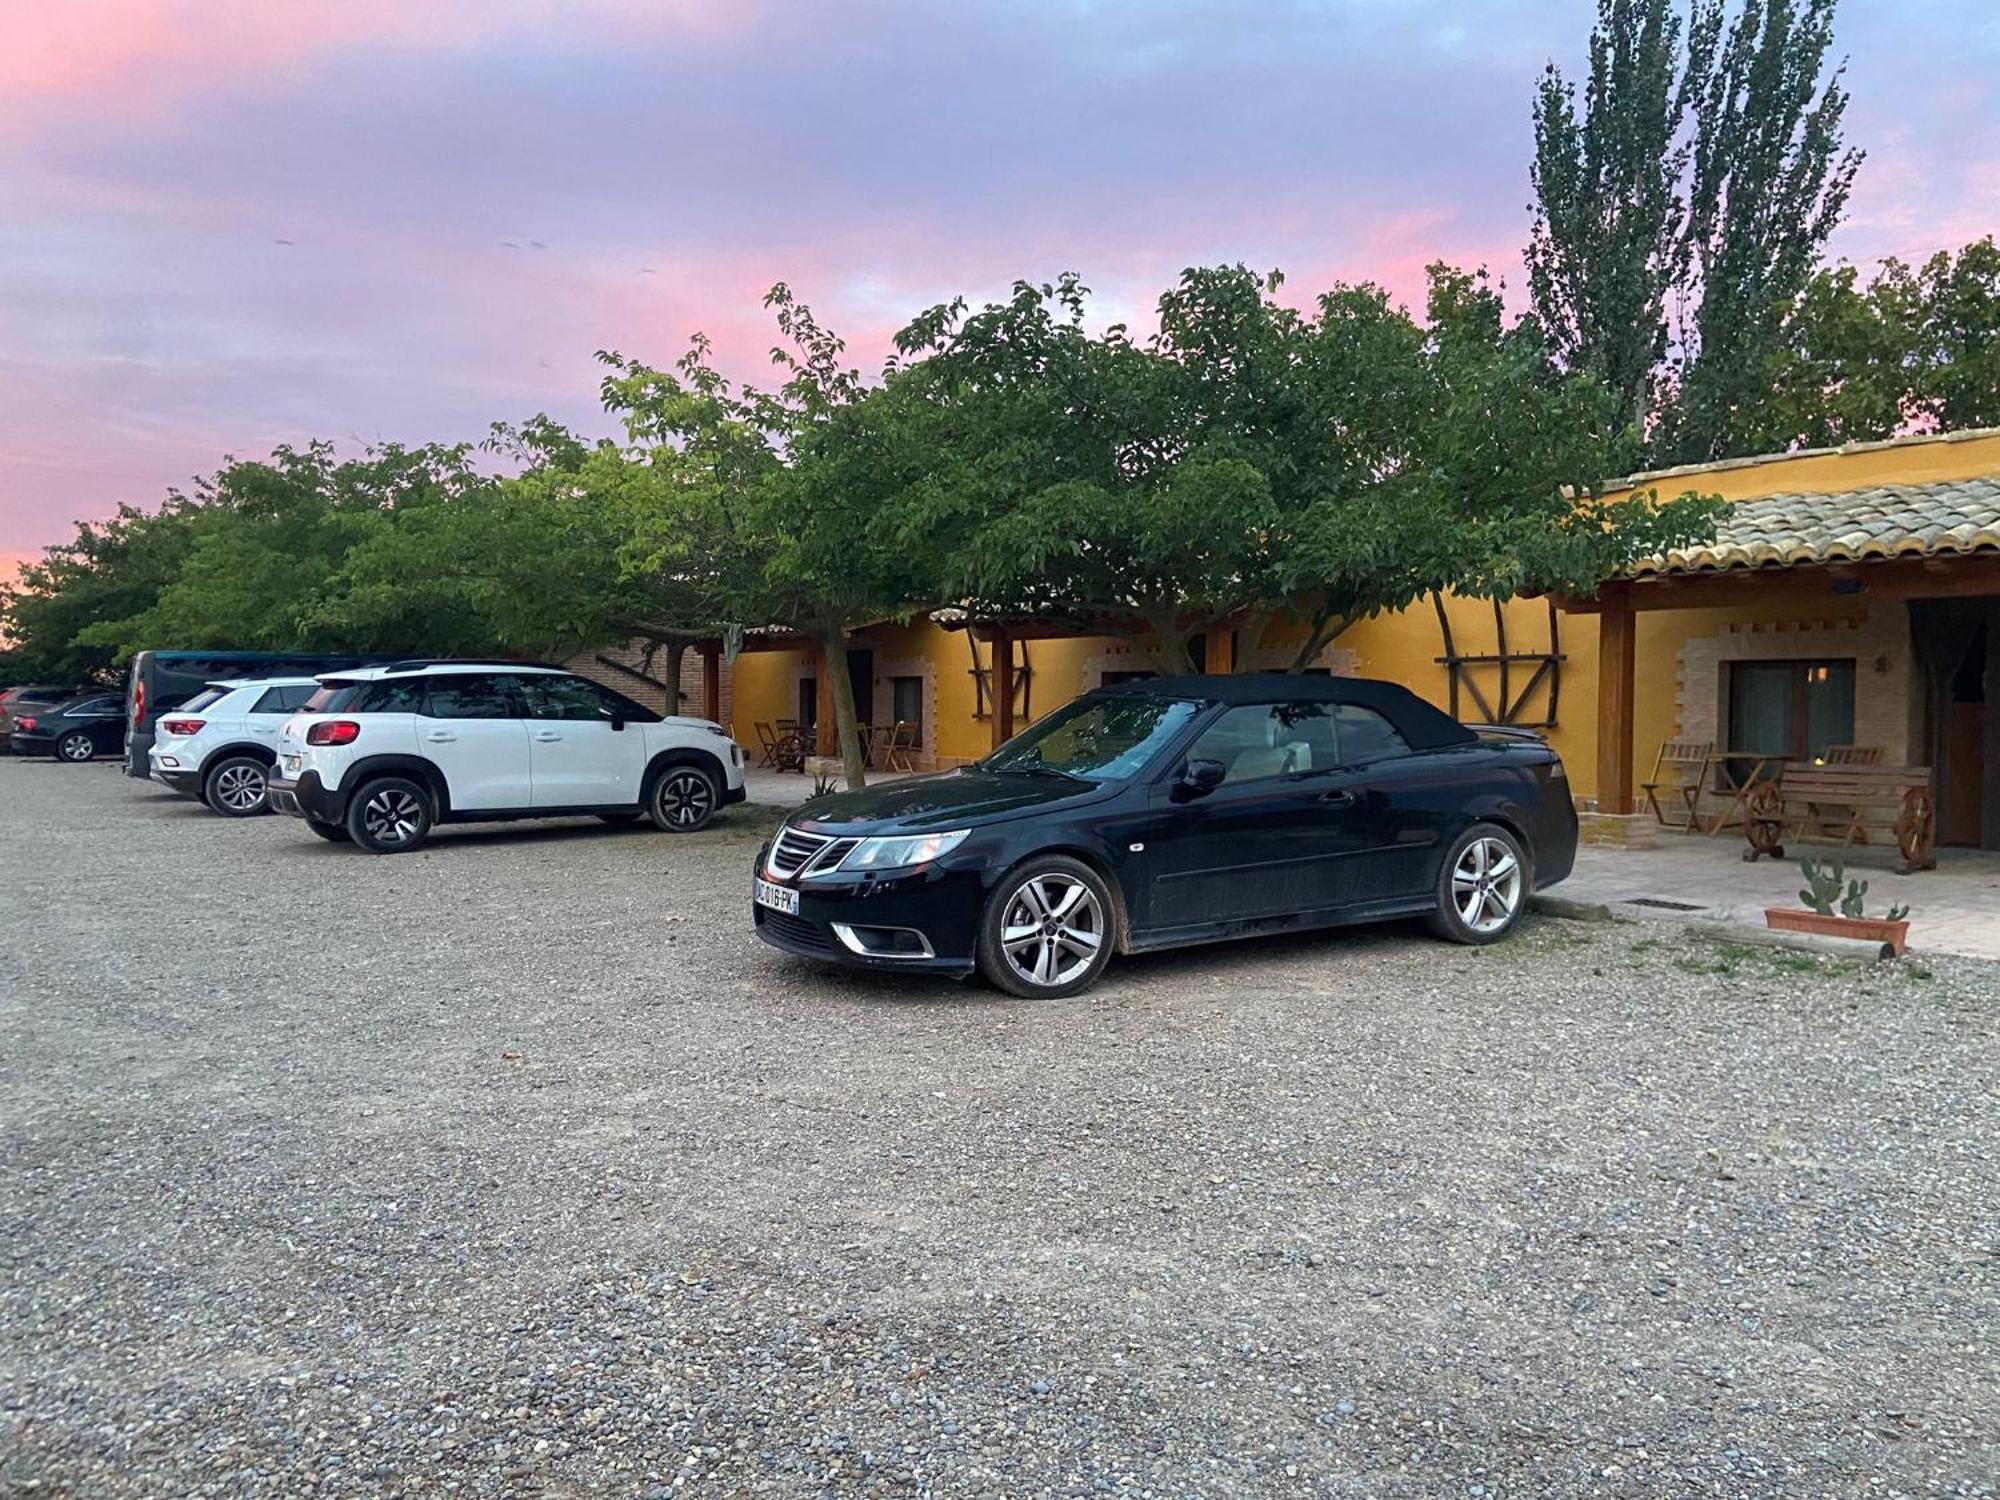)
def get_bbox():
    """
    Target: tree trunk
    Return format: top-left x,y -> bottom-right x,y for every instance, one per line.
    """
661,639 -> 686,718
1286,611 -> 1348,673
1142,608 -> 1193,675
819,624 -> 868,790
